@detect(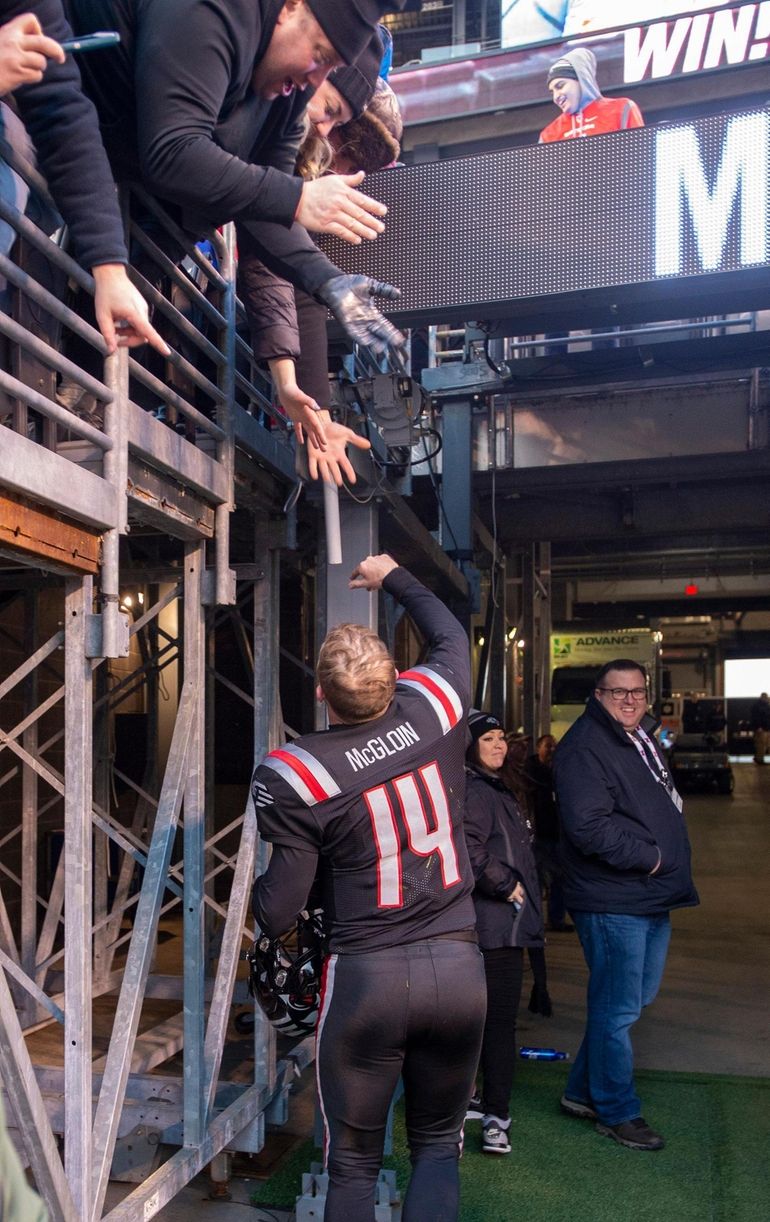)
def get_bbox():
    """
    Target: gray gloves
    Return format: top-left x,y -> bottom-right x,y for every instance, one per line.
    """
318,275 -> 406,358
